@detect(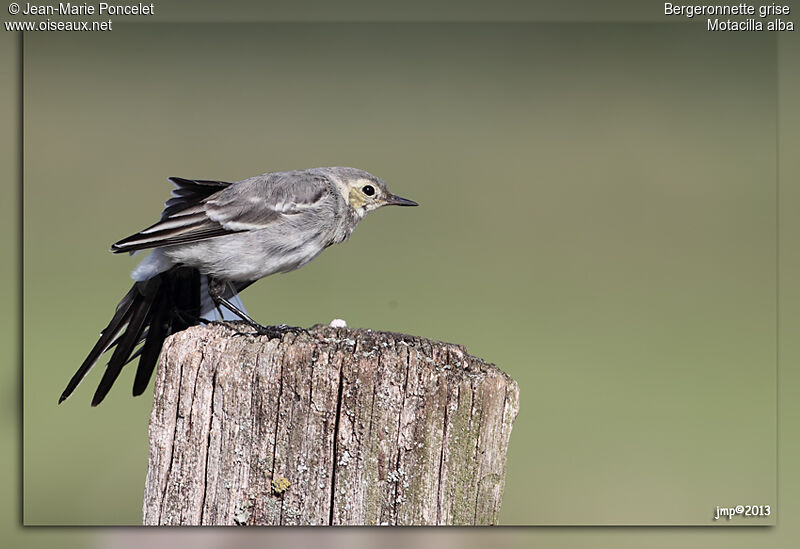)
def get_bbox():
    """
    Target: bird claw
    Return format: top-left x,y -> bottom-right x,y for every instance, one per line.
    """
256,324 -> 308,338
276,323 -> 308,334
